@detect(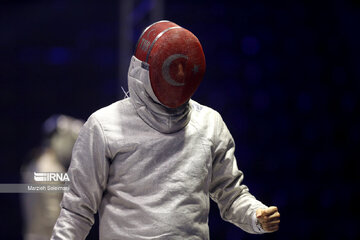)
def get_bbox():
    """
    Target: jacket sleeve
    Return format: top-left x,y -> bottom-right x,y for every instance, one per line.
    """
51,115 -> 111,240
209,113 -> 267,234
